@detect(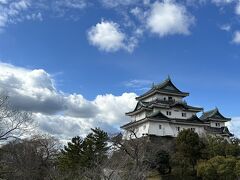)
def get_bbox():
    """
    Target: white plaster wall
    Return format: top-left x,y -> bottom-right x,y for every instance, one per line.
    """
131,116 -> 136,122
135,111 -> 146,121
160,109 -> 196,119
147,121 -> 205,137
143,94 -> 183,102
210,121 -> 225,128
123,122 -> 207,139
123,122 -> 150,139
148,121 -> 174,136
136,122 -> 149,137
169,123 -> 205,137
130,111 -> 146,122
143,94 -> 158,102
